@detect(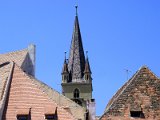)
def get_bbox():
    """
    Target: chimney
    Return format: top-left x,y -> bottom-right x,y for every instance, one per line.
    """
87,99 -> 96,120
28,44 -> 36,76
